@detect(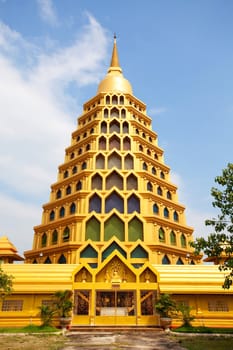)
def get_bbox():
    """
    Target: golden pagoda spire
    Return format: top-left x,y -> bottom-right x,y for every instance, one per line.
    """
97,34 -> 132,94
108,34 -> 122,72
